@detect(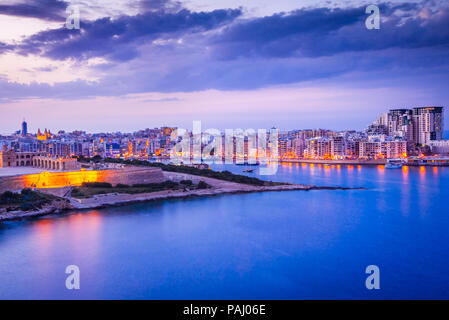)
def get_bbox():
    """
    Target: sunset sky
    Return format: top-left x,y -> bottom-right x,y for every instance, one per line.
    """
0,0 -> 448,134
